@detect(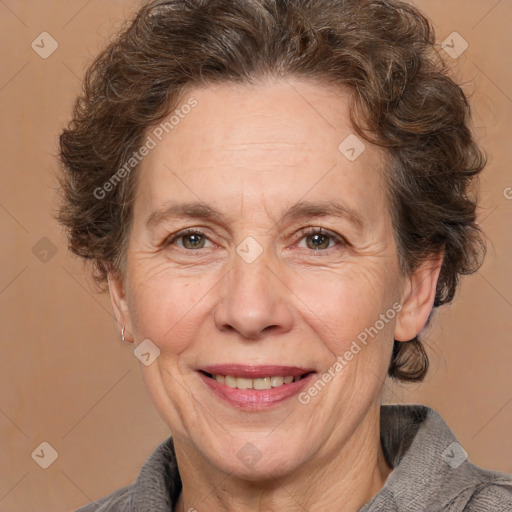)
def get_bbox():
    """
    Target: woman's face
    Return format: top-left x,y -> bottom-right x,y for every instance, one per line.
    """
111,79 -> 420,478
